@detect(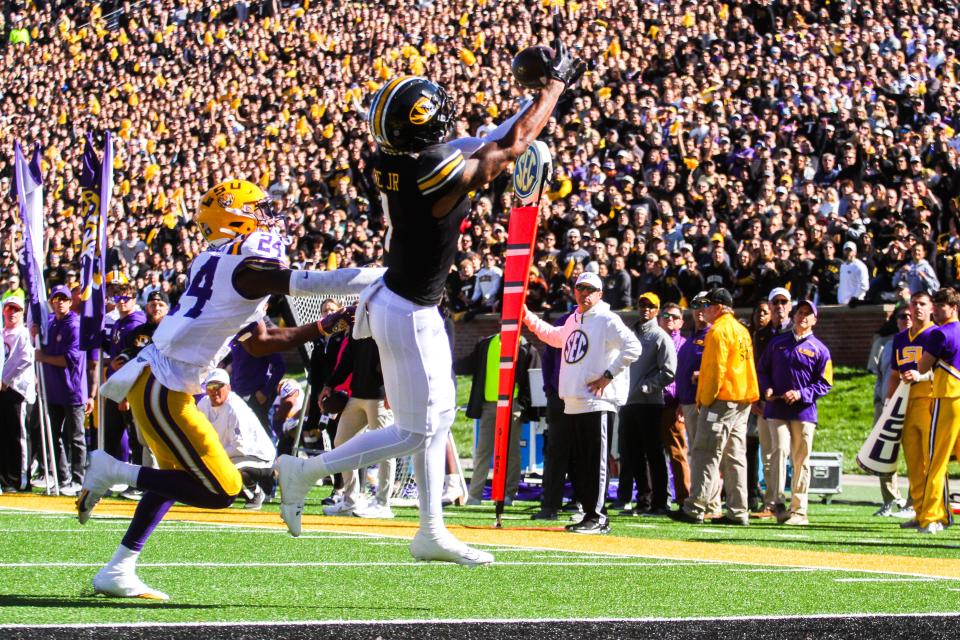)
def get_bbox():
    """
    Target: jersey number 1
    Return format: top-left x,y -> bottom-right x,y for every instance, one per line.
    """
178,255 -> 220,318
